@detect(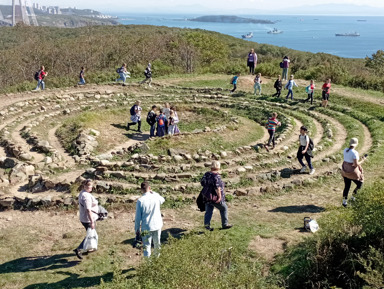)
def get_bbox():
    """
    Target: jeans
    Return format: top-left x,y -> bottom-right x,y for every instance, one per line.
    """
150,124 -> 156,137
286,89 -> 294,100
204,202 -> 229,227
305,92 -> 313,104
297,147 -> 313,170
168,124 -> 175,135
282,68 -> 288,80
272,88 -> 281,97
254,83 -> 261,95
35,79 -> 45,90
267,130 -> 275,146
78,77 -> 86,85
343,177 -> 363,198
116,72 -> 126,83
77,222 -> 93,250
142,229 -> 161,257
